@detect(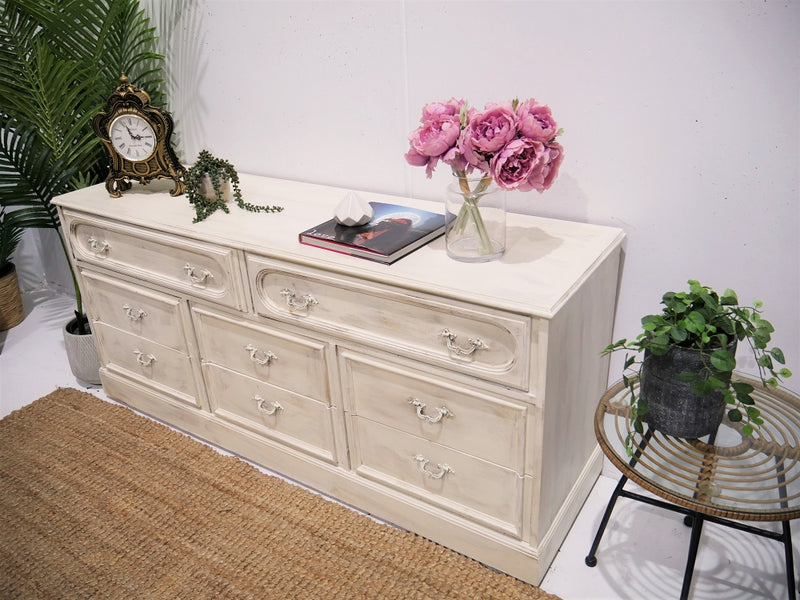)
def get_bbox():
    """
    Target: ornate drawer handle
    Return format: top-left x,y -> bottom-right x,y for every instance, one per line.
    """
413,454 -> 454,480
254,395 -> 283,415
87,236 -> 110,257
409,398 -> 453,424
133,350 -> 156,367
245,344 -> 277,366
280,288 -> 318,312
440,328 -> 488,356
184,264 -> 213,285
122,304 -> 148,321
